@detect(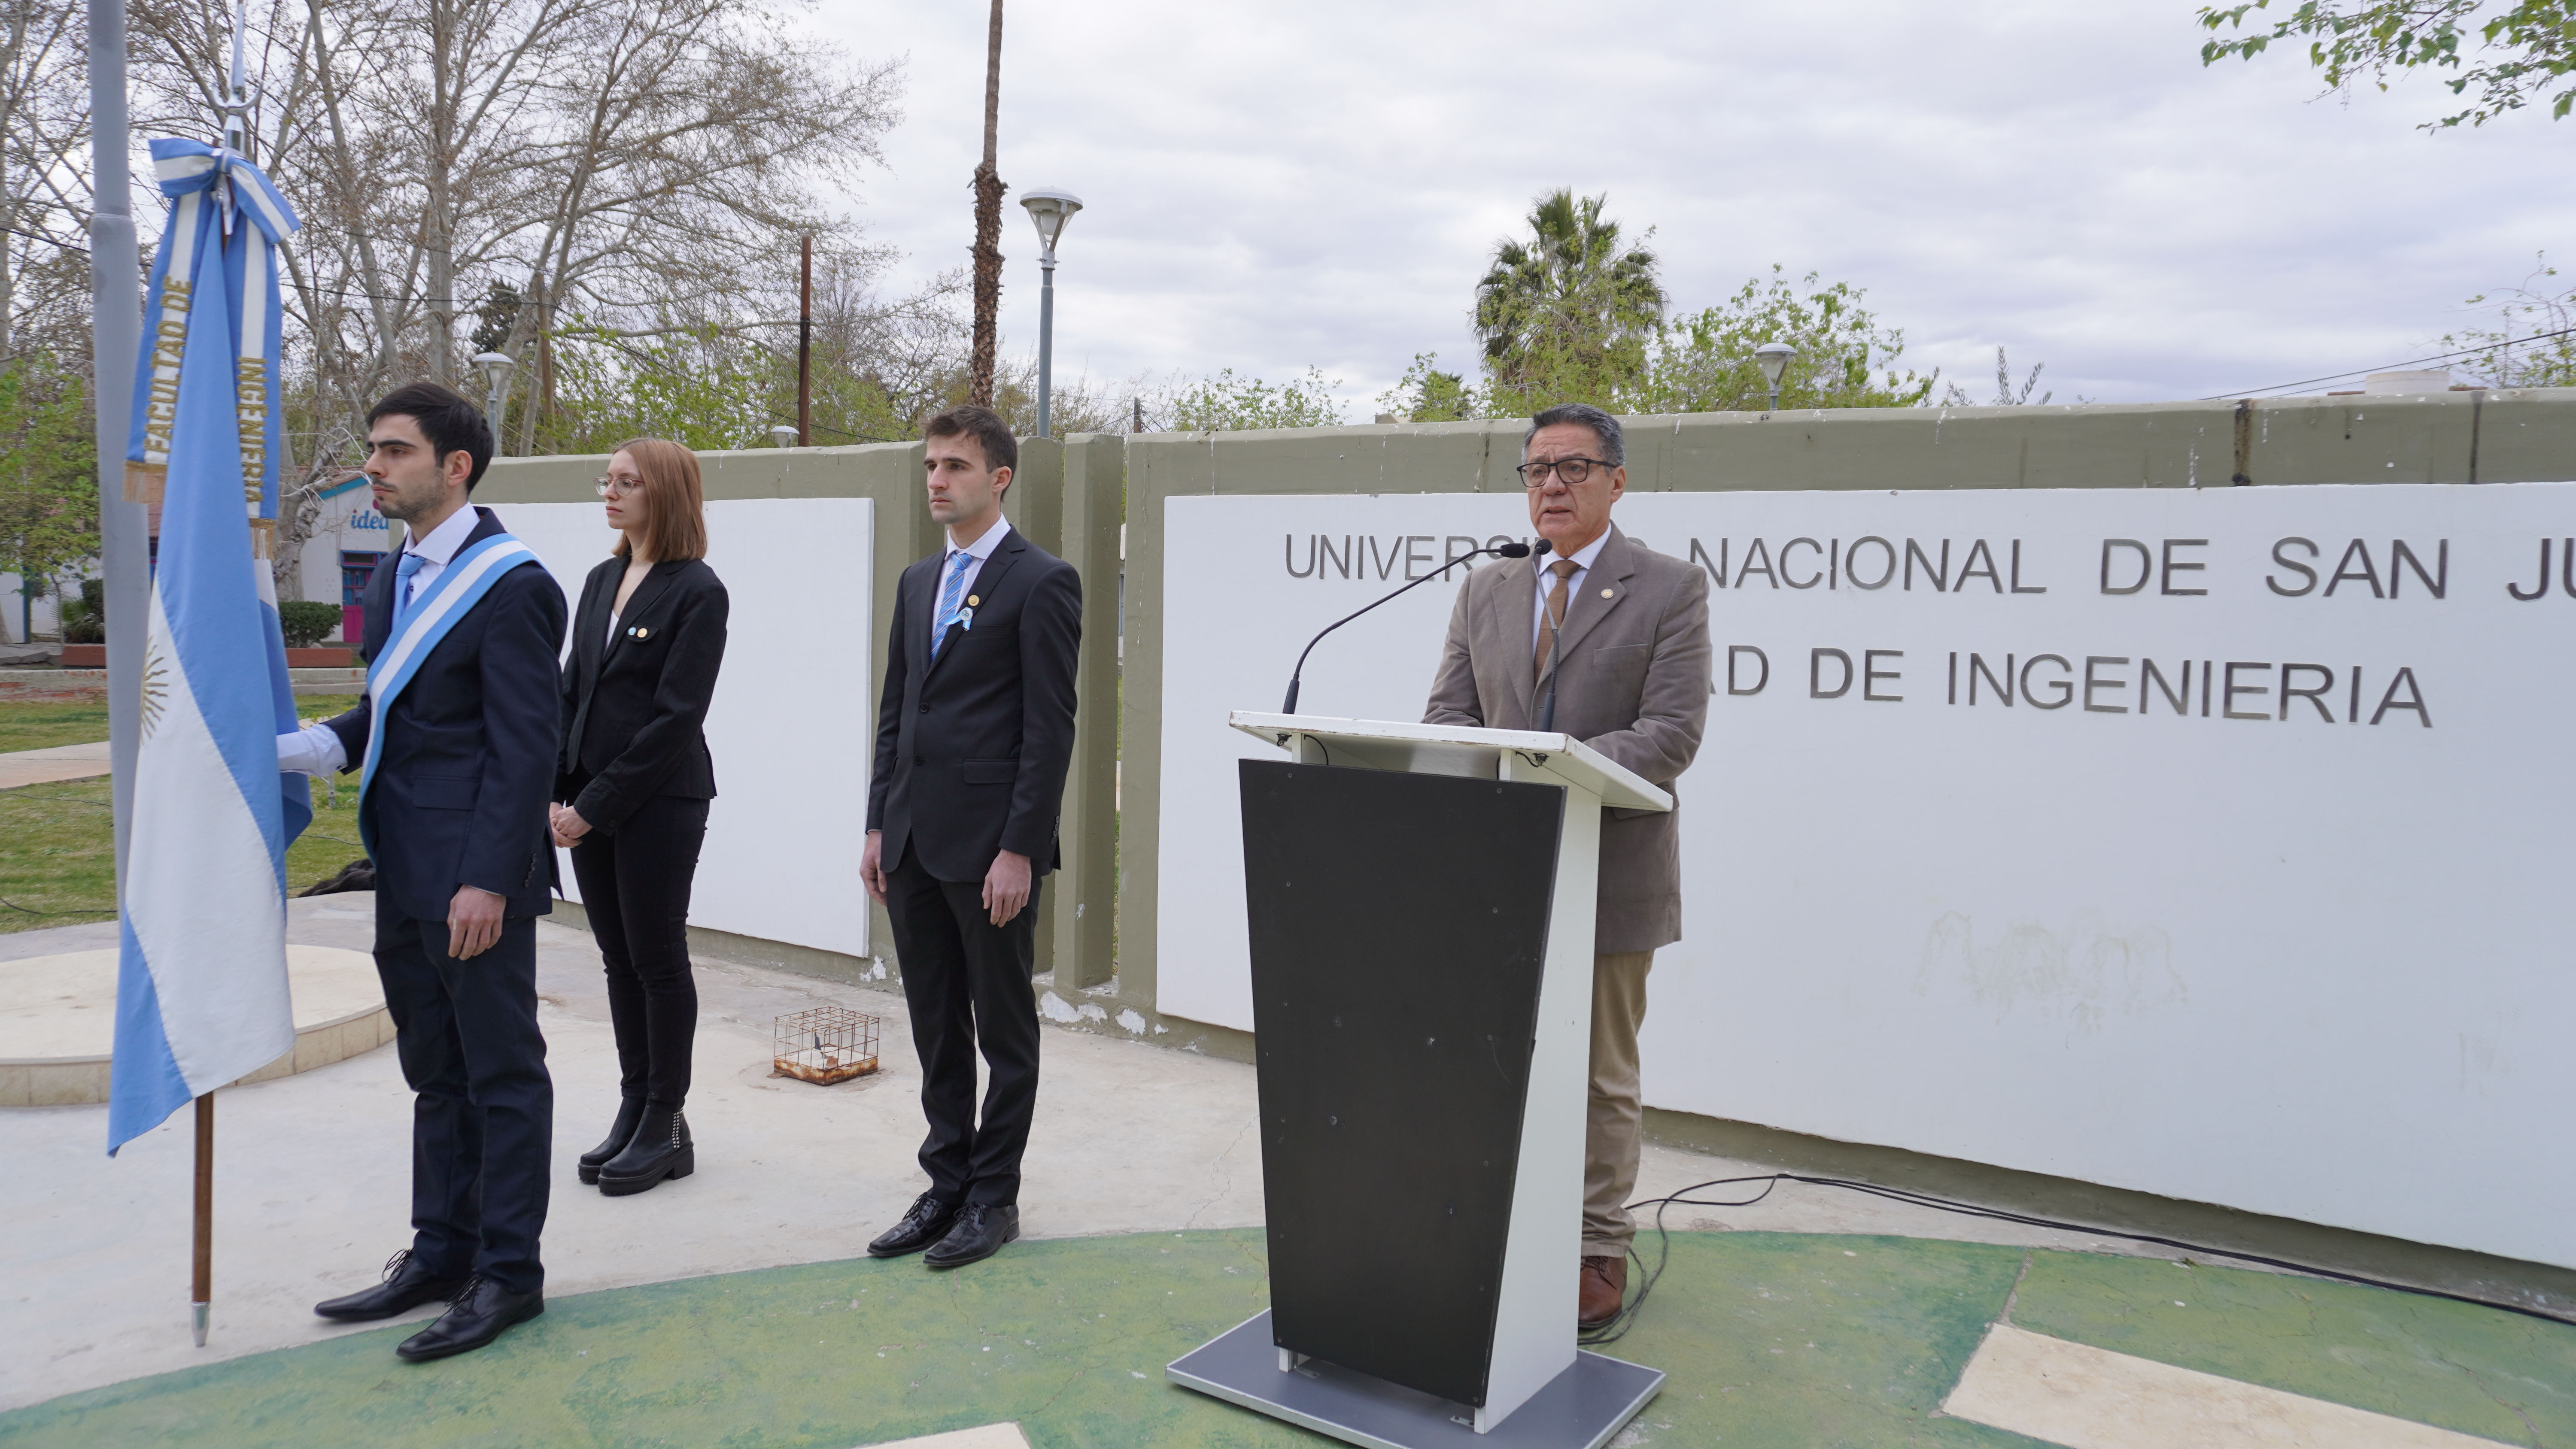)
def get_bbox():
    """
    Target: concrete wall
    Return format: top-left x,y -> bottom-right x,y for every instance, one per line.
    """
489,390 -> 2576,1302
474,437 -> 1123,989
1110,387 -> 2576,1059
